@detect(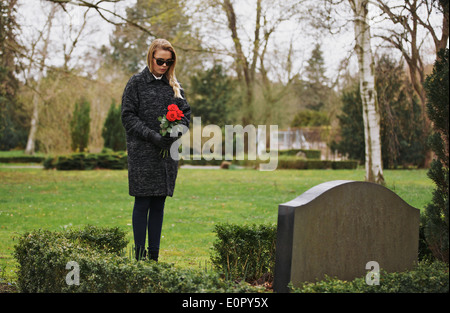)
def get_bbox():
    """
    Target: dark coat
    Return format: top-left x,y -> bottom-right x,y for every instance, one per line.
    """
121,67 -> 191,197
